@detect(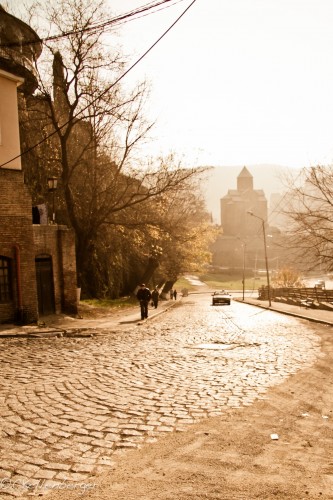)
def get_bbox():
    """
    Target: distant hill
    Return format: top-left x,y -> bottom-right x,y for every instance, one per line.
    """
201,164 -> 299,224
